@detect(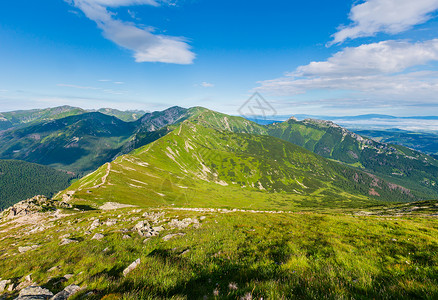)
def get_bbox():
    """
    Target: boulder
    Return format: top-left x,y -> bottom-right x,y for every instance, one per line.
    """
14,286 -> 53,300
162,233 -> 186,241
123,259 -> 140,277
91,233 -> 104,240
50,284 -> 80,300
